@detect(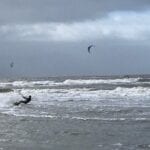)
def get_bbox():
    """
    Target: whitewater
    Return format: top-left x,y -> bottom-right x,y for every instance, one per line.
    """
0,76 -> 150,149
